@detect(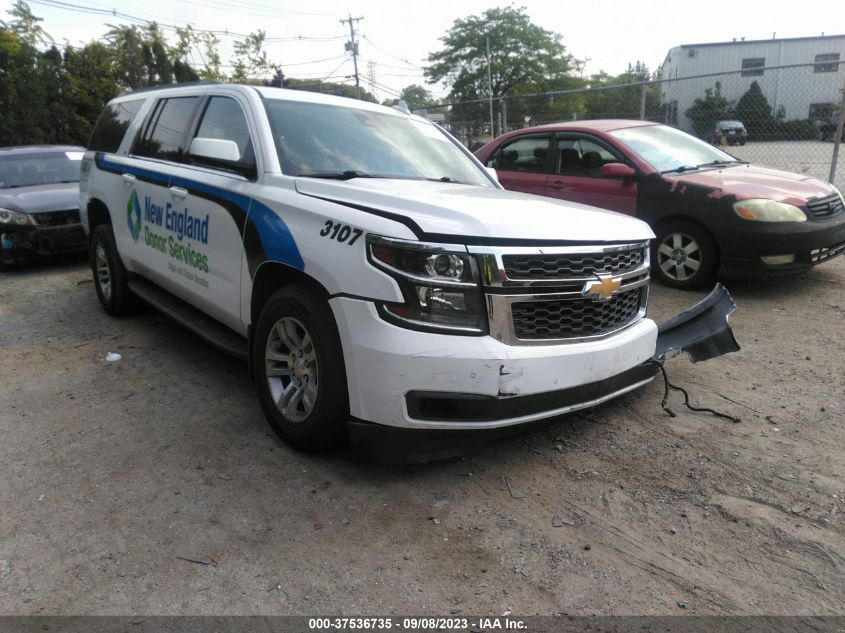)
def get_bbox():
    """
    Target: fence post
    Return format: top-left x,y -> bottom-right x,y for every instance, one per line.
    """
829,78 -> 845,185
502,97 -> 508,133
639,83 -> 647,121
